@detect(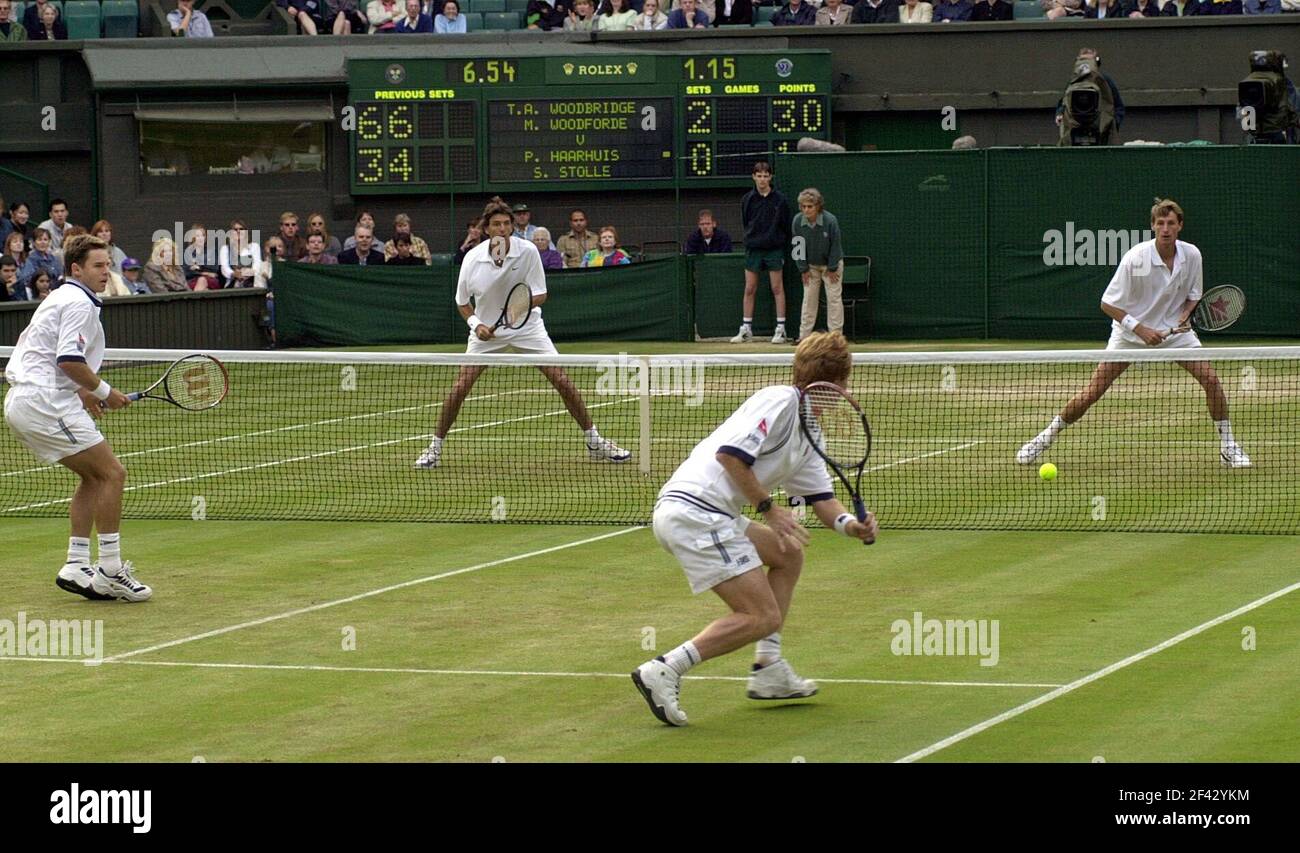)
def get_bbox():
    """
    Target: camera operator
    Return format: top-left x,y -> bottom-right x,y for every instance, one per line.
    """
1055,48 -> 1124,146
1238,50 -> 1299,145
